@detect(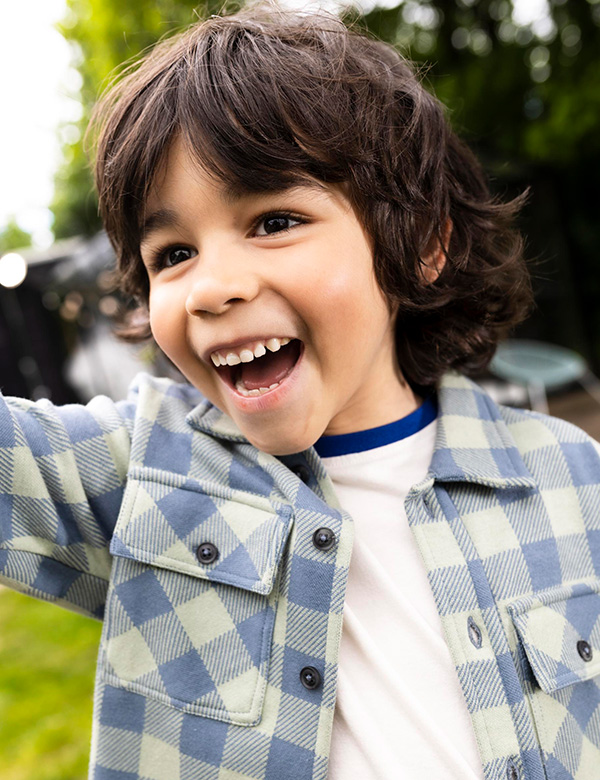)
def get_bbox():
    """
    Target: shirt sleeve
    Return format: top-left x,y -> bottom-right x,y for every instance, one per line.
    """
0,390 -> 135,620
